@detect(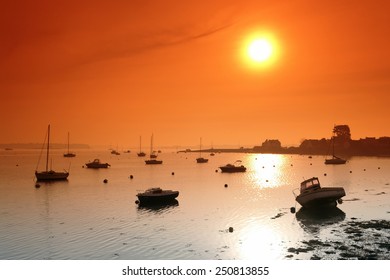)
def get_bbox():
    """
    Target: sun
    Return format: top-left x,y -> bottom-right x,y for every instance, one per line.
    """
241,32 -> 280,68
248,39 -> 273,62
